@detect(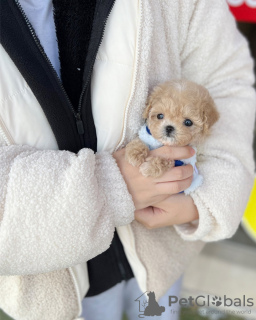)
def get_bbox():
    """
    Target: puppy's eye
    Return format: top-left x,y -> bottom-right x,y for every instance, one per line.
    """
157,114 -> 164,120
184,119 -> 193,127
